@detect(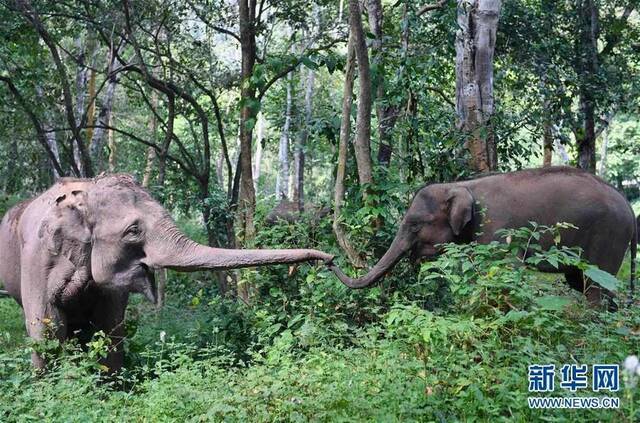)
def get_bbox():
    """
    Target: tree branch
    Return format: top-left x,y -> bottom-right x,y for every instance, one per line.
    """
257,37 -> 345,100
417,0 -> 449,16
15,0 -> 94,176
0,75 -> 65,176
600,5 -> 635,57
426,85 -> 455,107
